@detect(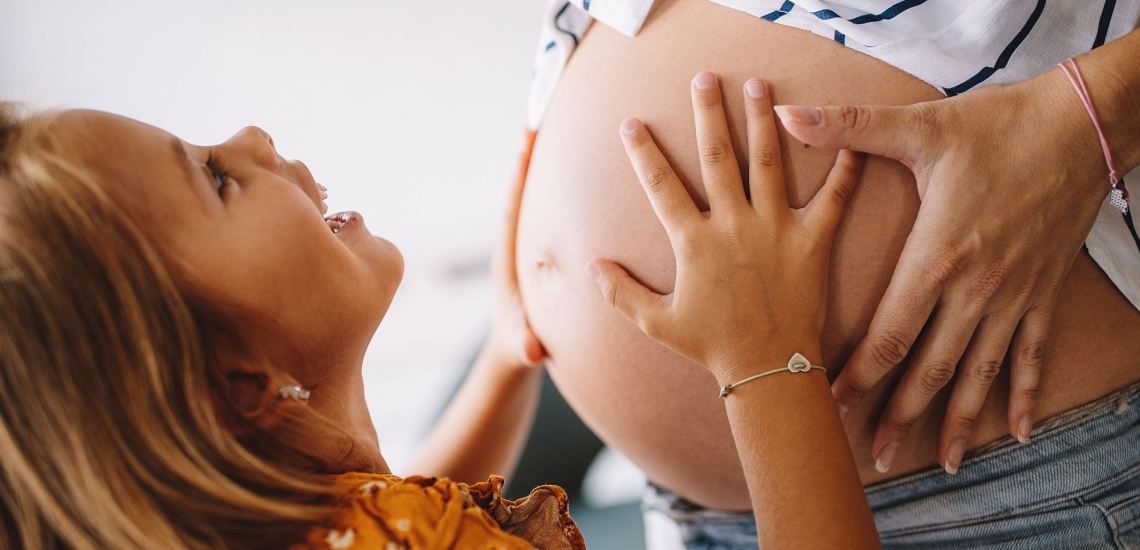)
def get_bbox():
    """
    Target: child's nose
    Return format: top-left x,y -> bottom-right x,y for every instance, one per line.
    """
225,126 -> 280,170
